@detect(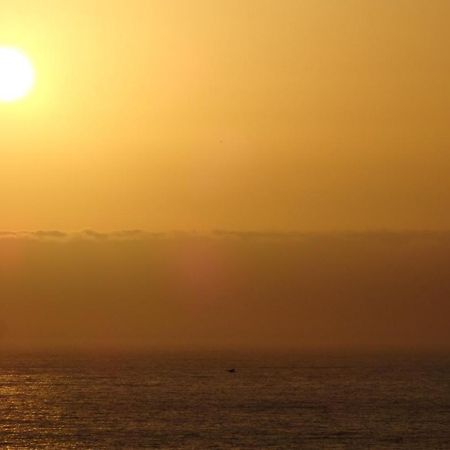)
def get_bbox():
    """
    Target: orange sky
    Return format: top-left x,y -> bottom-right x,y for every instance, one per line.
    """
1,2 -> 450,351
1,0 -> 450,231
